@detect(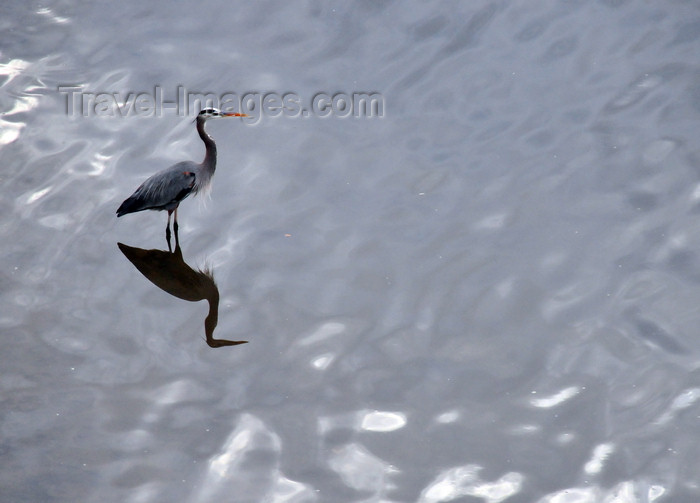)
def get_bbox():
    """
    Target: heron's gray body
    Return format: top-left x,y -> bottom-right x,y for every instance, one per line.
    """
116,161 -> 198,216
